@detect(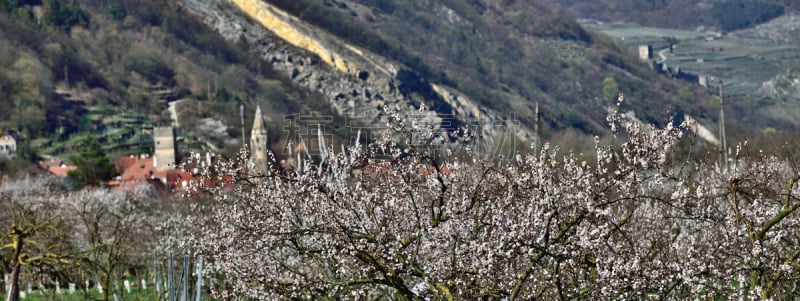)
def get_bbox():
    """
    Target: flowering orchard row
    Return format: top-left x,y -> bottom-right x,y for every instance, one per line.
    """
0,178 -> 190,301
184,103 -> 800,300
